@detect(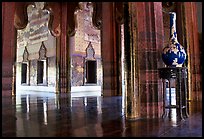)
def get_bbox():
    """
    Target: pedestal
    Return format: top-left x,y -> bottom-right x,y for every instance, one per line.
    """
158,67 -> 189,120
